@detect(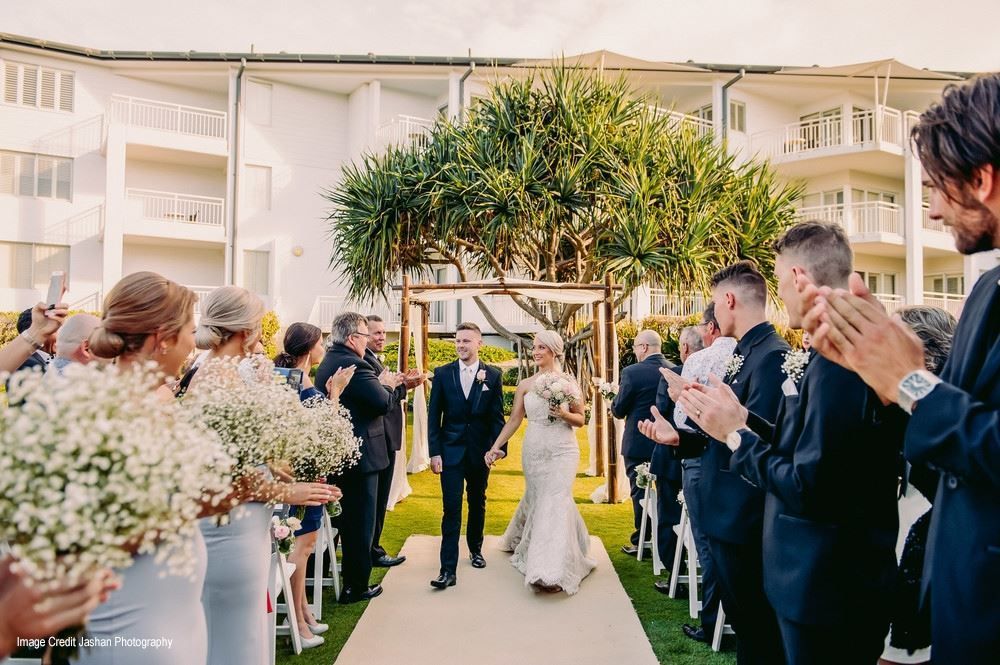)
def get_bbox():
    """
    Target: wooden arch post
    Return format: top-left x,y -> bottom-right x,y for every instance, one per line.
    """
592,298 -> 605,477
604,274 -> 618,504
399,275 -> 411,373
